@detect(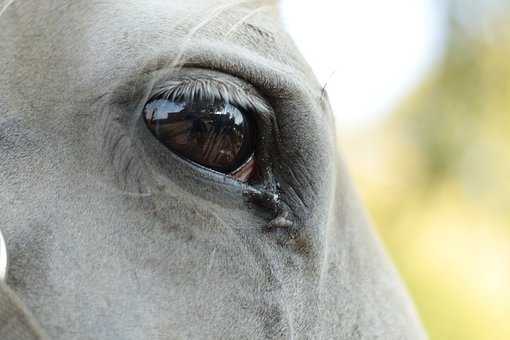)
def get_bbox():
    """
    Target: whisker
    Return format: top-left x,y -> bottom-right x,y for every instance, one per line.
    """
167,0 -> 254,72
0,0 -> 15,19
320,70 -> 336,102
224,5 -> 274,39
